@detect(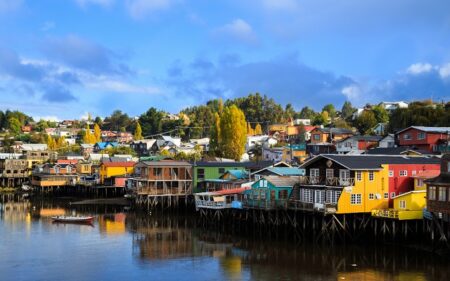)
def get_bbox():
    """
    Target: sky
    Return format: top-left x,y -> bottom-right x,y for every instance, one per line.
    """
0,0 -> 450,120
